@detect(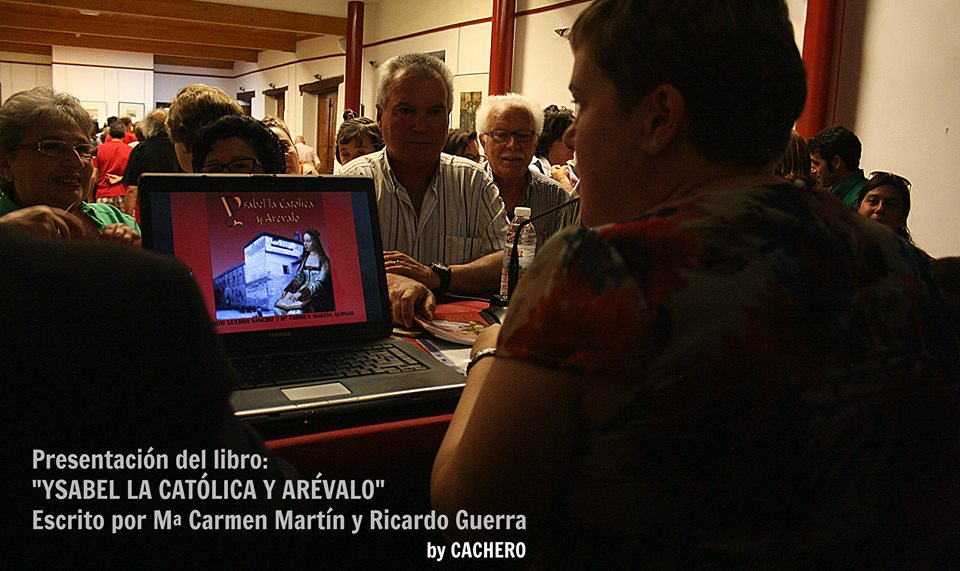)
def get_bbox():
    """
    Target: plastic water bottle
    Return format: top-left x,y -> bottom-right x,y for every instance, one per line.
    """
499,206 -> 537,299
